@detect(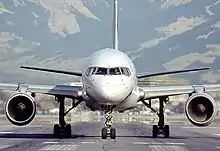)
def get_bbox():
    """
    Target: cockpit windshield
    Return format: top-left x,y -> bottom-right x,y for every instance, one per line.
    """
85,67 -> 95,76
96,67 -> 108,75
86,67 -> 131,76
109,68 -> 121,75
